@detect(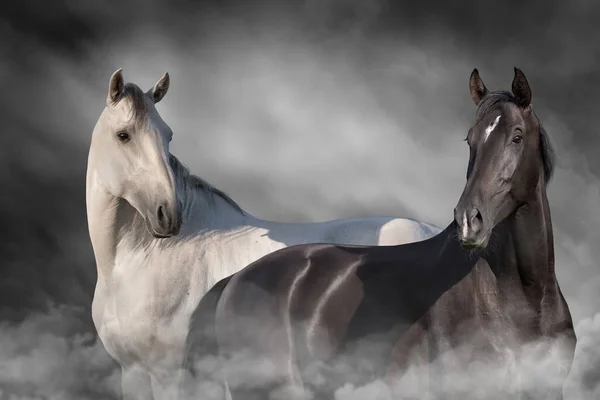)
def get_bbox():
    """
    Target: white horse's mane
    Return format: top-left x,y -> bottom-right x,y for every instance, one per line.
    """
168,153 -> 245,217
